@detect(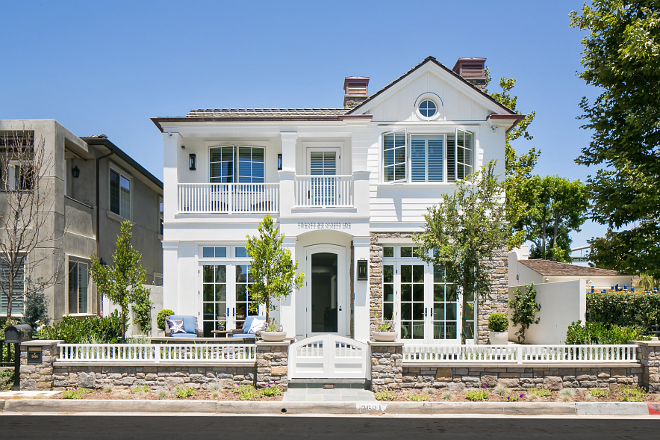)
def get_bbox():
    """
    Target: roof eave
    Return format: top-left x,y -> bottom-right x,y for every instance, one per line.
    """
151,114 -> 372,130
